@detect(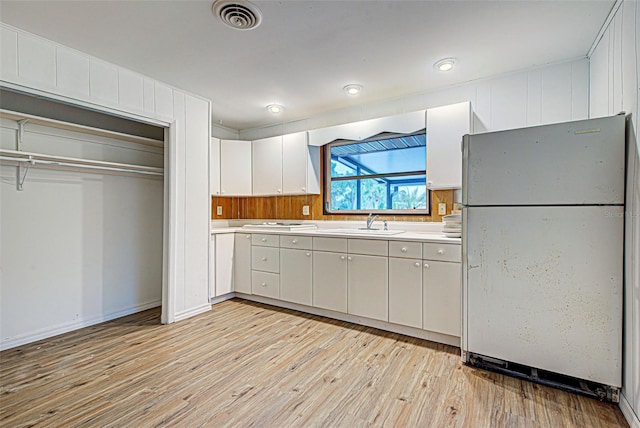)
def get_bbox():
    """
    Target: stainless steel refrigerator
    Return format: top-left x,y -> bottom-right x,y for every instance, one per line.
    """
461,114 -> 625,401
